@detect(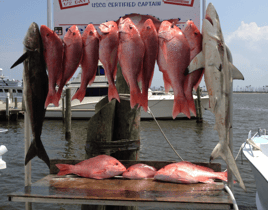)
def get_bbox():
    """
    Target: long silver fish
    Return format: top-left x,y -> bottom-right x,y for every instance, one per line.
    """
11,22 -> 49,168
188,3 -> 245,191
